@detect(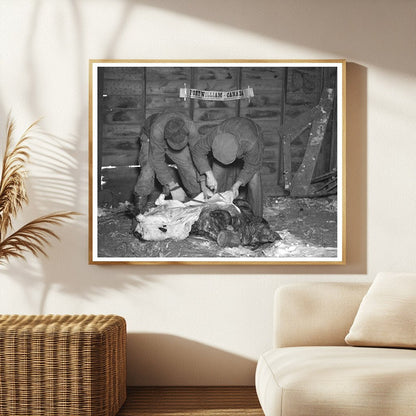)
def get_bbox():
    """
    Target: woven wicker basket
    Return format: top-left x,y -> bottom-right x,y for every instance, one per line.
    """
0,314 -> 126,416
